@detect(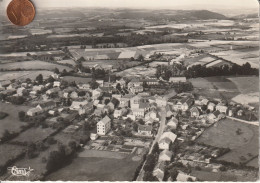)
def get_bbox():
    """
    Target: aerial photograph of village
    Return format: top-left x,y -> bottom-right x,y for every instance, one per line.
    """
0,0 -> 259,181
